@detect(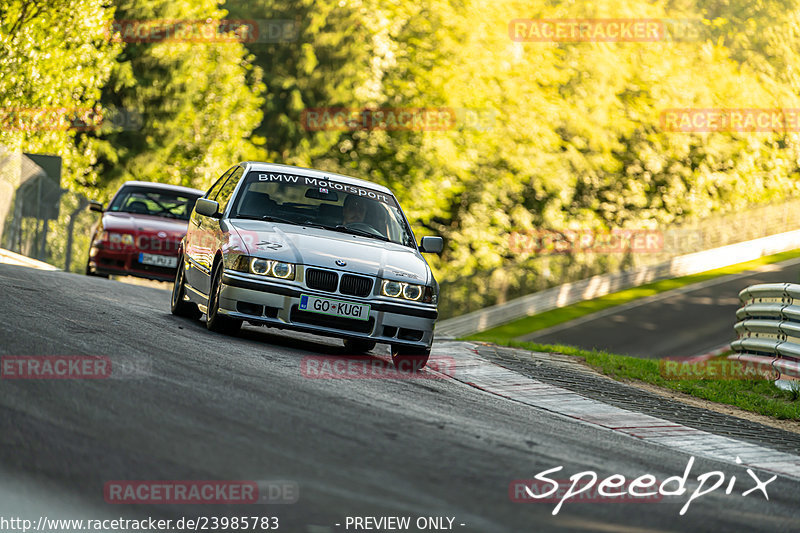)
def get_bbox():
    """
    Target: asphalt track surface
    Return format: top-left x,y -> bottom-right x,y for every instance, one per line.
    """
1,263 -> 799,532
520,258 -> 800,358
